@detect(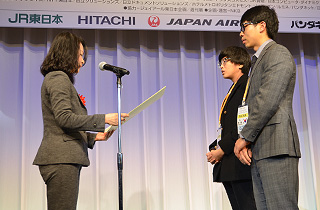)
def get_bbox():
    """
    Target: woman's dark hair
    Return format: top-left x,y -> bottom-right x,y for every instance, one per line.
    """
40,32 -> 87,83
240,5 -> 279,40
218,46 -> 251,75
